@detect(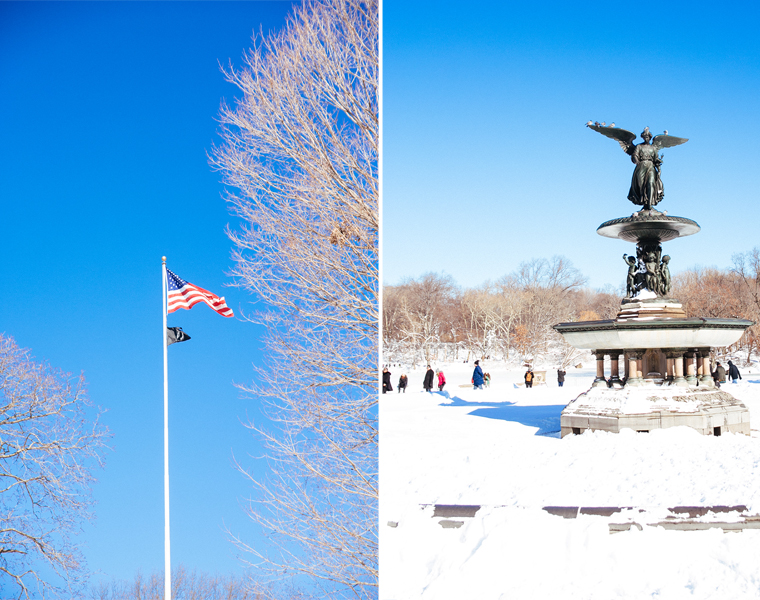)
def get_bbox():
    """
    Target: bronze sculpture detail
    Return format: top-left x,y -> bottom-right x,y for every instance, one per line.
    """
588,124 -> 688,210
622,246 -> 673,298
